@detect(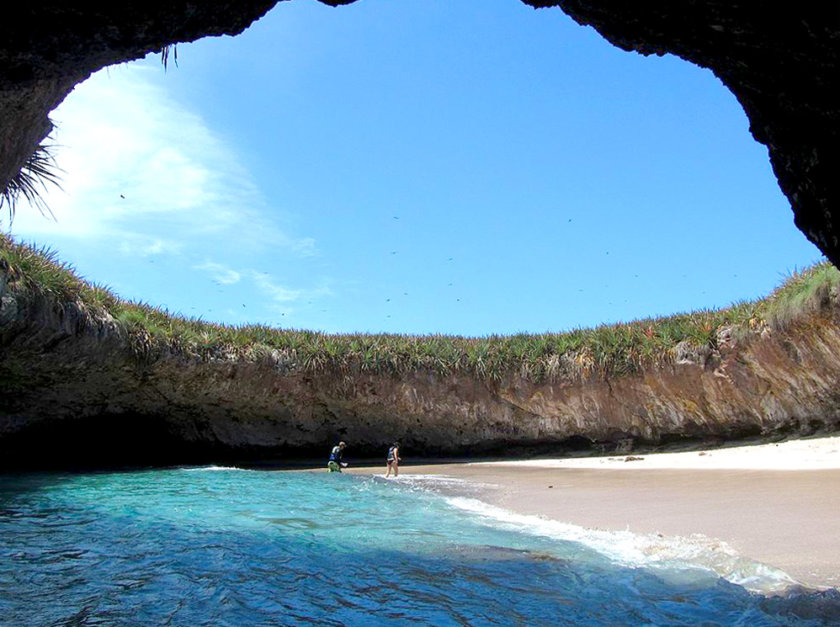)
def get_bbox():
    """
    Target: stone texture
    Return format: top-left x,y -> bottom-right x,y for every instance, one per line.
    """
2,262 -> 840,469
3,3 -> 840,468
